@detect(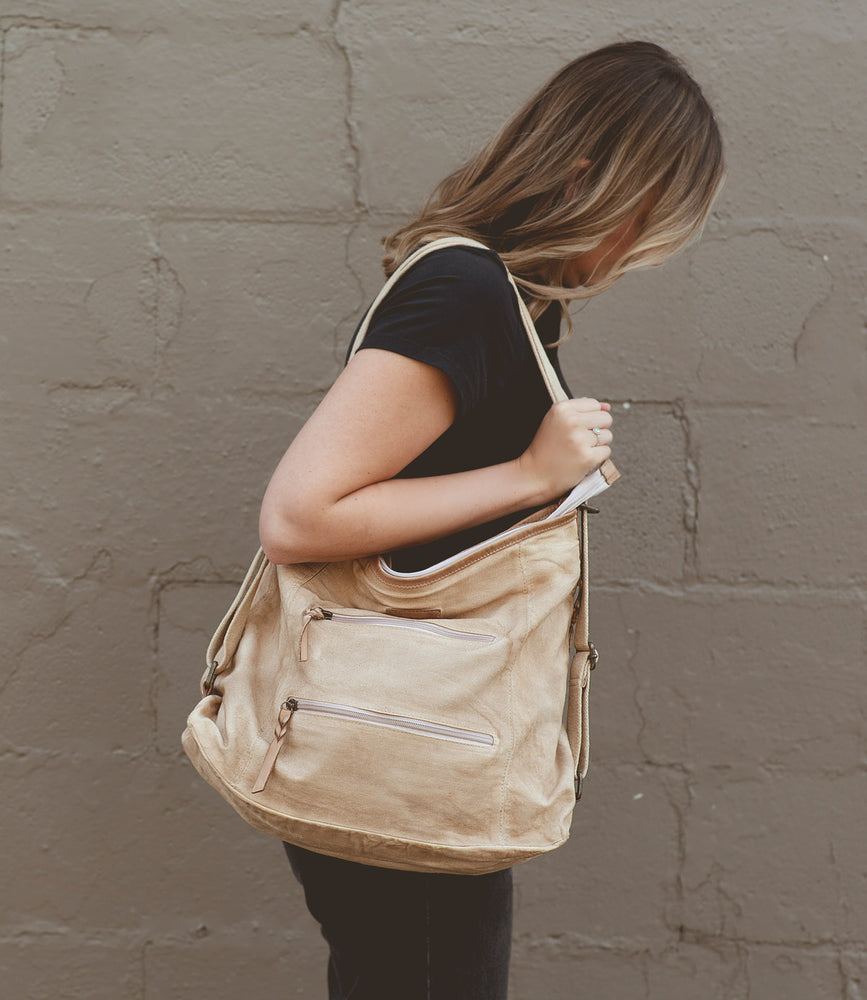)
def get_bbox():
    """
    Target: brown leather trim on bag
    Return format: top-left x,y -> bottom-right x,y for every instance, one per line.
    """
567,504 -> 594,798
383,607 -> 443,619
598,458 -> 620,488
